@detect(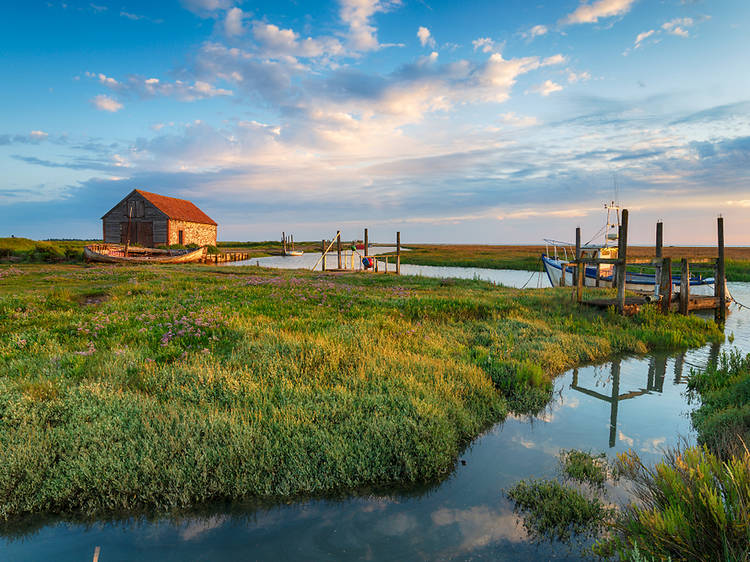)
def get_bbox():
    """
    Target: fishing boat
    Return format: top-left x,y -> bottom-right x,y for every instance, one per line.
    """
285,250 -> 304,257
541,202 -> 716,294
84,244 -> 207,264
